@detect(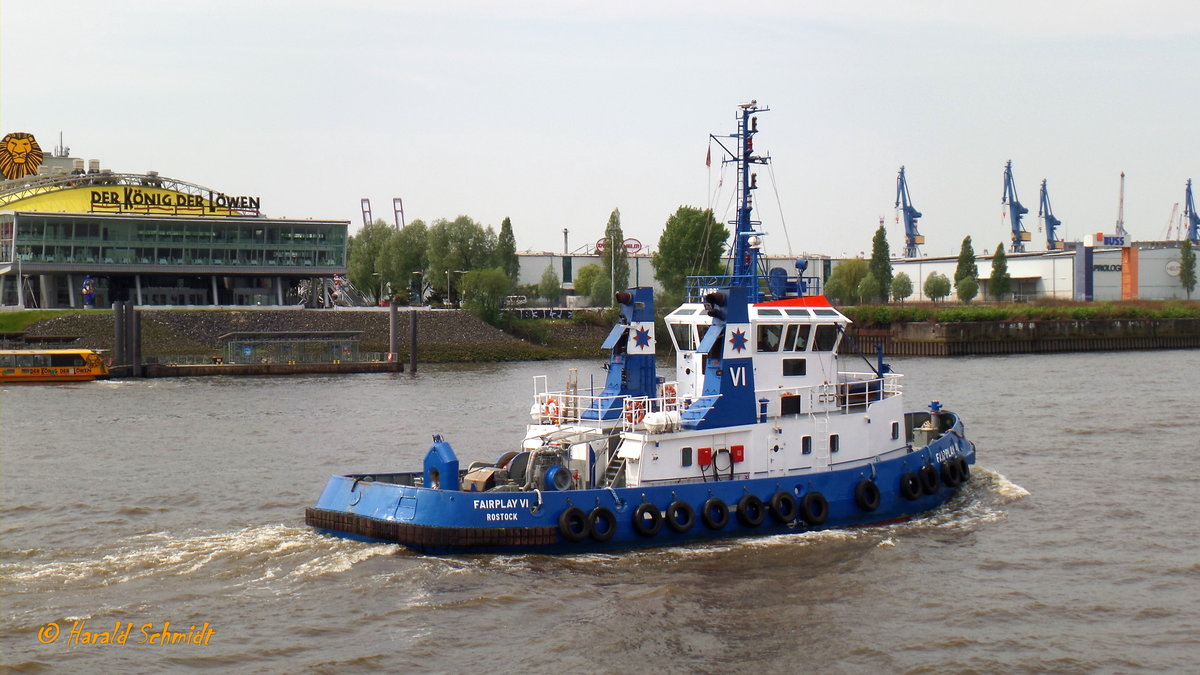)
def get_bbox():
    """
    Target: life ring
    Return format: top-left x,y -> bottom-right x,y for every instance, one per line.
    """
632,503 -> 663,537
663,383 -> 677,407
701,497 -> 729,530
736,494 -> 766,527
588,507 -> 617,542
542,398 -> 561,424
940,458 -> 963,487
800,492 -> 829,525
665,501 -> 695,533
899,472 -> 922,501
769,491 -> 799,523
919,464 -> 940,495
624,400 -> 646,425
558,506 -> 587,542
855,480 -> 881,512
